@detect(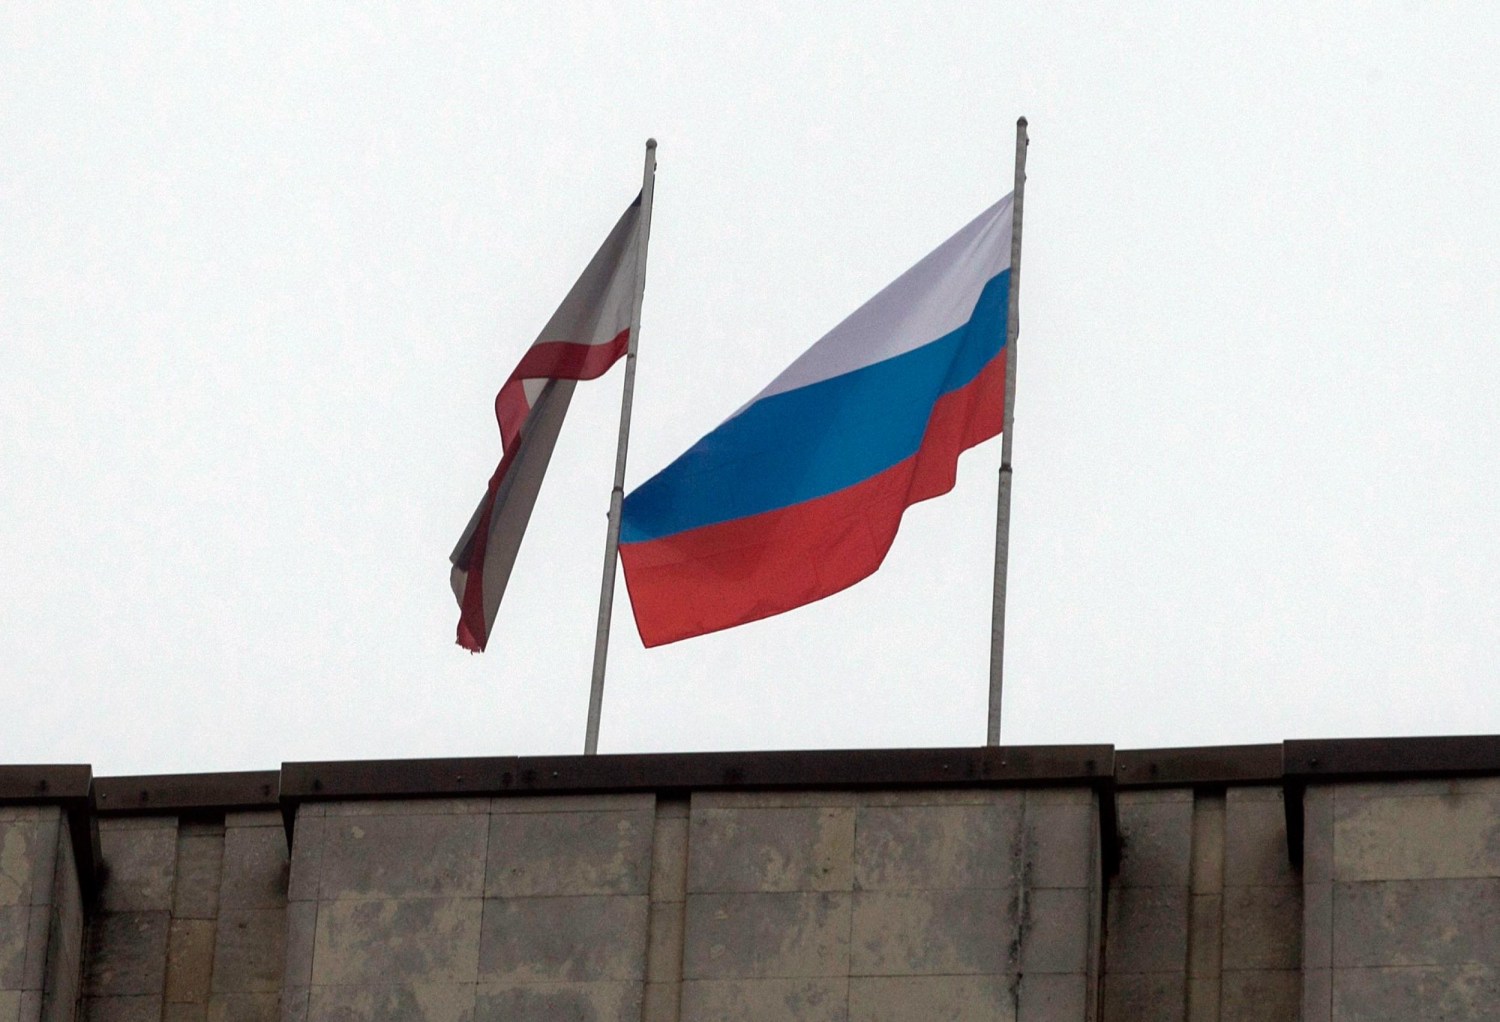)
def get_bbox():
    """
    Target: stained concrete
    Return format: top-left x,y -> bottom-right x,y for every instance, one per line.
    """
76,811 -> 286,1022
1302,777 -> 1500,1022
272,784 -> 1104,1021
1102,786 -> 1300,1022
18,751 -> 1500,1021
0,807 -> 83,1022
680,788 -> 1100,1022
282,794 -> 658,1022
